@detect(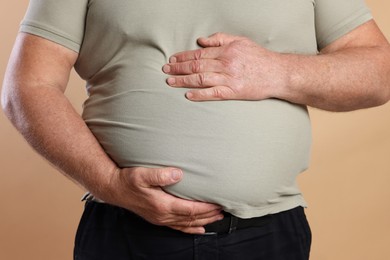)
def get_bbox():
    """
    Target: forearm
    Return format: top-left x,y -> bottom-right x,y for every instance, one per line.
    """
2,84 -> 118,198
280,46 -> 390,111
164,24 -> 390,109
